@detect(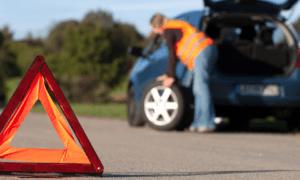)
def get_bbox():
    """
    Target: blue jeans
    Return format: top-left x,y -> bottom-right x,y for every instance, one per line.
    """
189,44 -> 218,129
